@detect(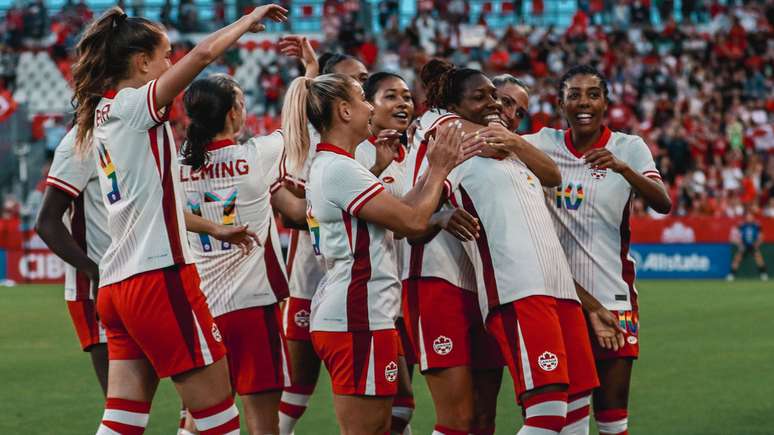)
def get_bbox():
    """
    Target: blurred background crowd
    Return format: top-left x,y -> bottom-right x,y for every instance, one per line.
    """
0,0 -> 772,251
